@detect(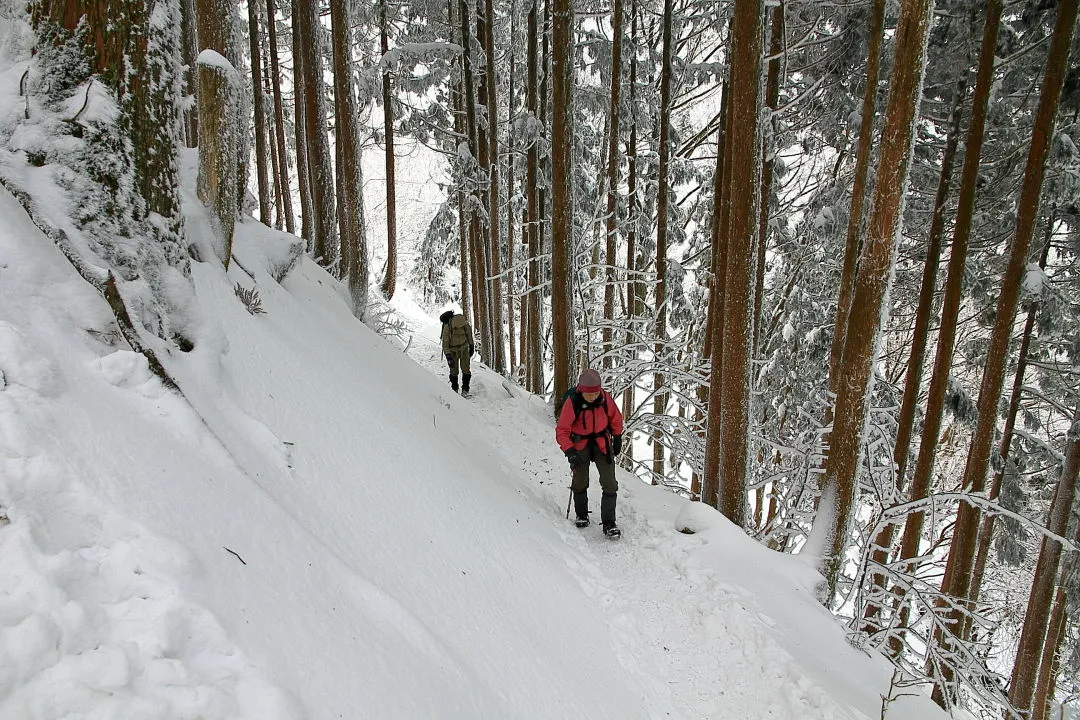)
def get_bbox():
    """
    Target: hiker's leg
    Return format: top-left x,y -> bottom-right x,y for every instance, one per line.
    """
570,449 -> 590,493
